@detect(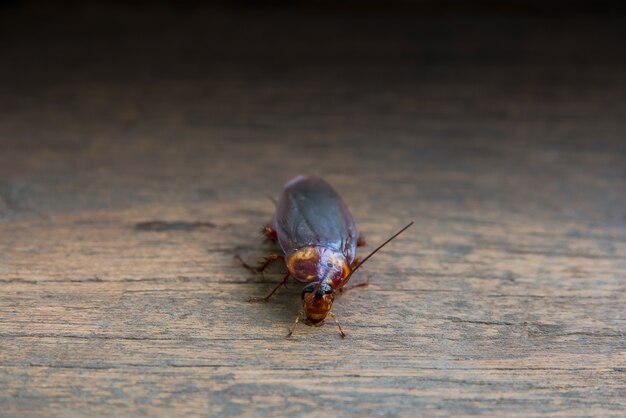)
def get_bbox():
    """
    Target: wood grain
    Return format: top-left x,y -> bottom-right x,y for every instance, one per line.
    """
1,3 -> 625,417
